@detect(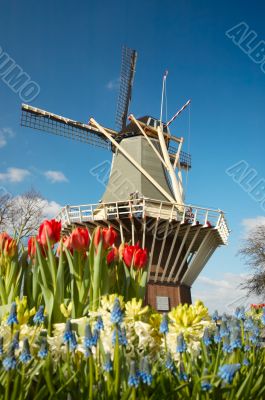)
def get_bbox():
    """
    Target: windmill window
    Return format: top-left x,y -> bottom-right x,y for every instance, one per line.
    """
149,118 -> 155,127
